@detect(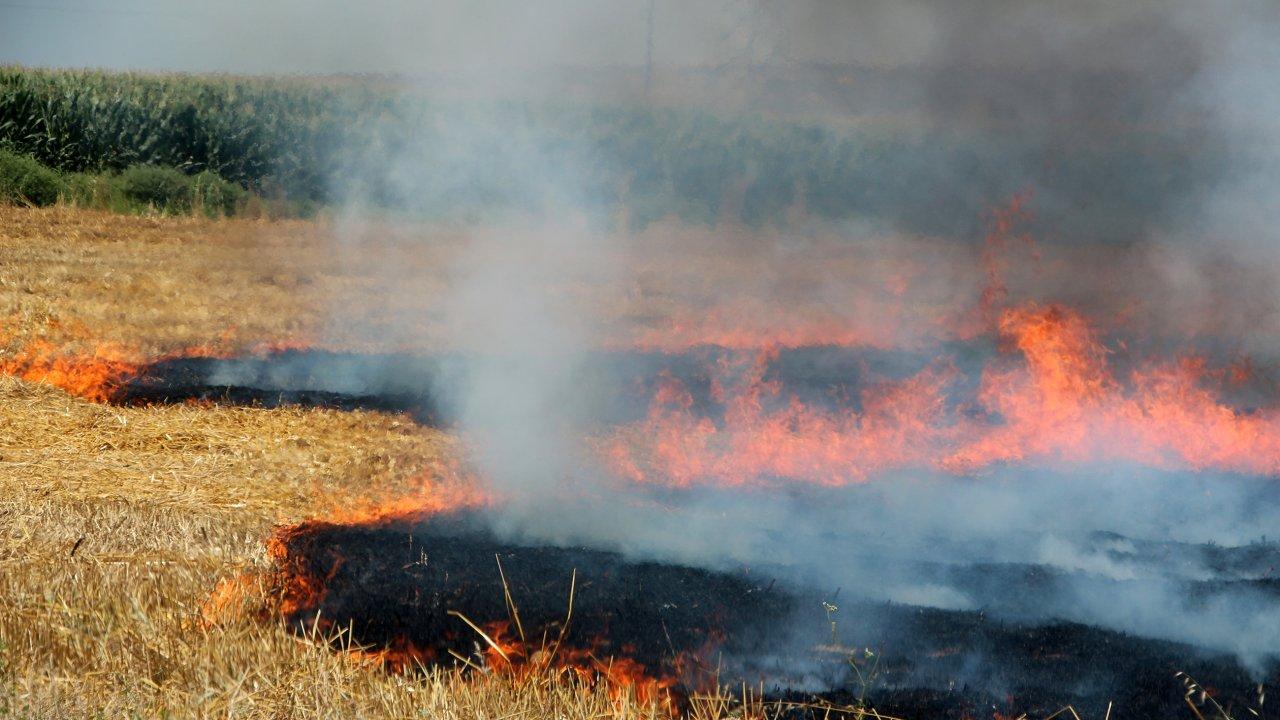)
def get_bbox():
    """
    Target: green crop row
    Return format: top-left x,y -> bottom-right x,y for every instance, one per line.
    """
0,66 -> 1221,236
